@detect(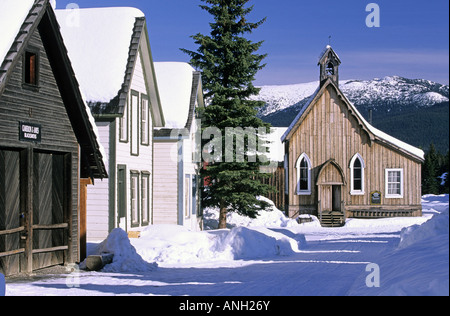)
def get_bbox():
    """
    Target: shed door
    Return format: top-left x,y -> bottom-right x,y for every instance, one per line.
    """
0,149 -> 22,276
33,152 -> 68,270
